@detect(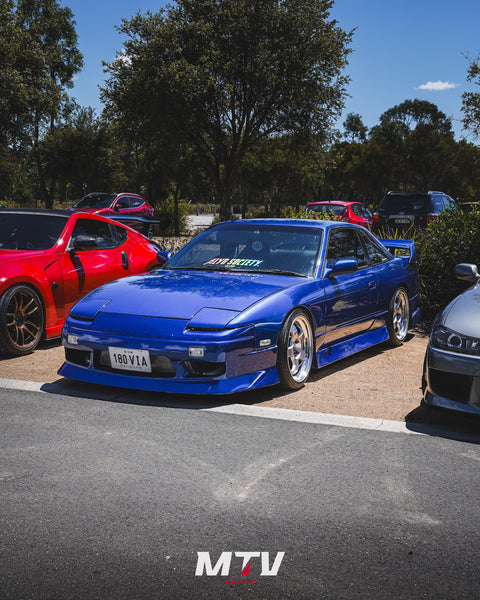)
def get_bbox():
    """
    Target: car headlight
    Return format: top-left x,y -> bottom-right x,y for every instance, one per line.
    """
431,325 -> 480,355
